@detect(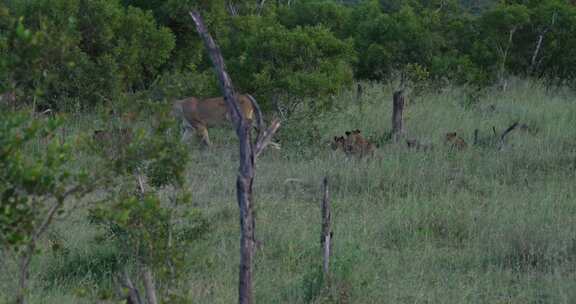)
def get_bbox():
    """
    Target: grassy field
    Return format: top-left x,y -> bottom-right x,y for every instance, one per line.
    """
2,79 -> 576,303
